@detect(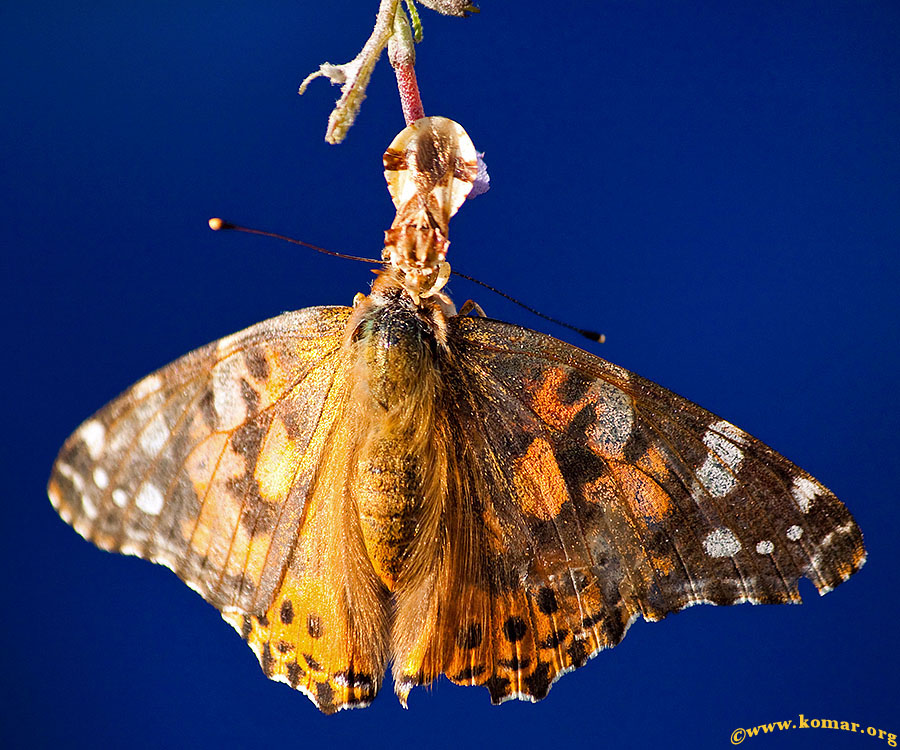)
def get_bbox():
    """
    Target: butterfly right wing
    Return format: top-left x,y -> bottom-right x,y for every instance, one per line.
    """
391,315 -> 865,705
49,305 -> 389,711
